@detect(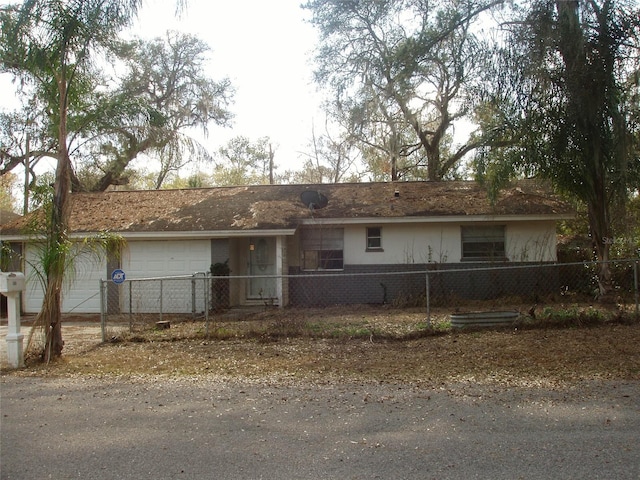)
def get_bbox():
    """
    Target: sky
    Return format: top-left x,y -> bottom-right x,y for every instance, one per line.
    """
131,0 -> 324,173
0,0 -> 324,179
